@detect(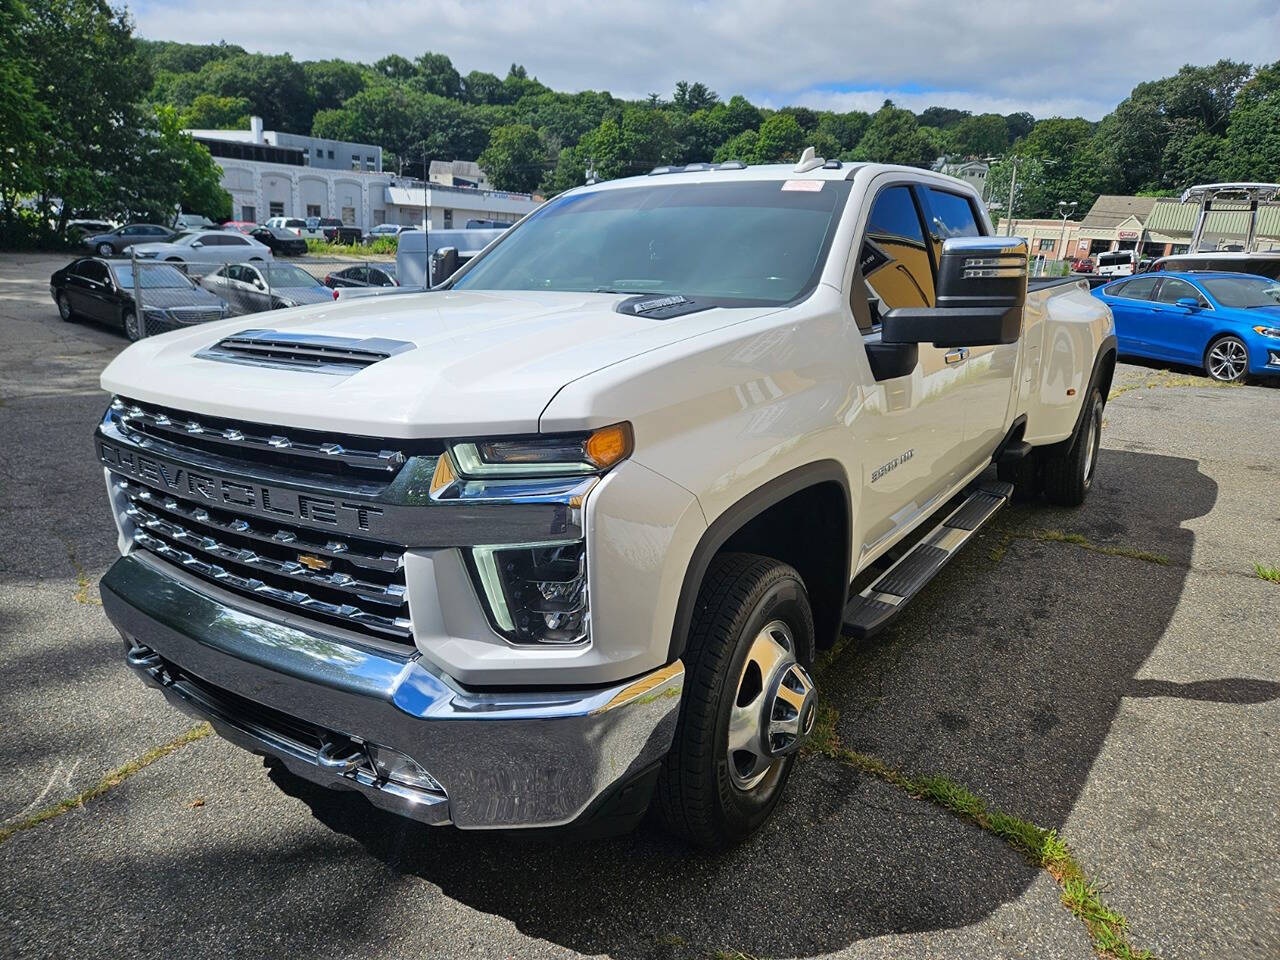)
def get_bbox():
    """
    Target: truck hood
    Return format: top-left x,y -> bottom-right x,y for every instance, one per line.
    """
100,289 -> 774,436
